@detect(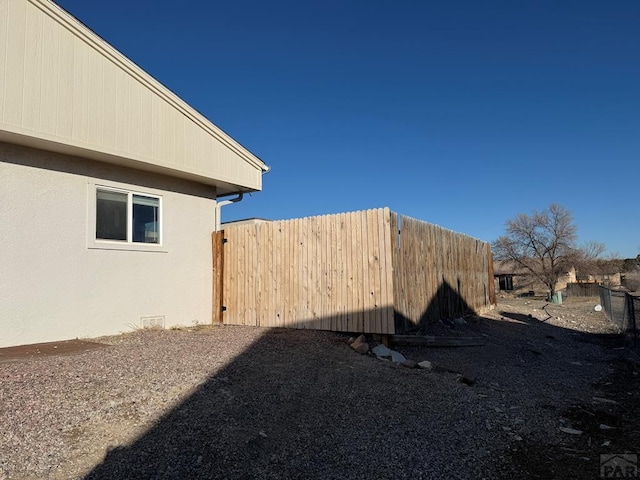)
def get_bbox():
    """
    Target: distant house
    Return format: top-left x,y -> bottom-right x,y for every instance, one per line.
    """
0,0 -> 268,347
222,218 -> 272,227
493,260 -> 576,295
494,258 -> 624,297
576,272 -> 622,288
493,260 -> 527,293
495,273 -> 514,292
